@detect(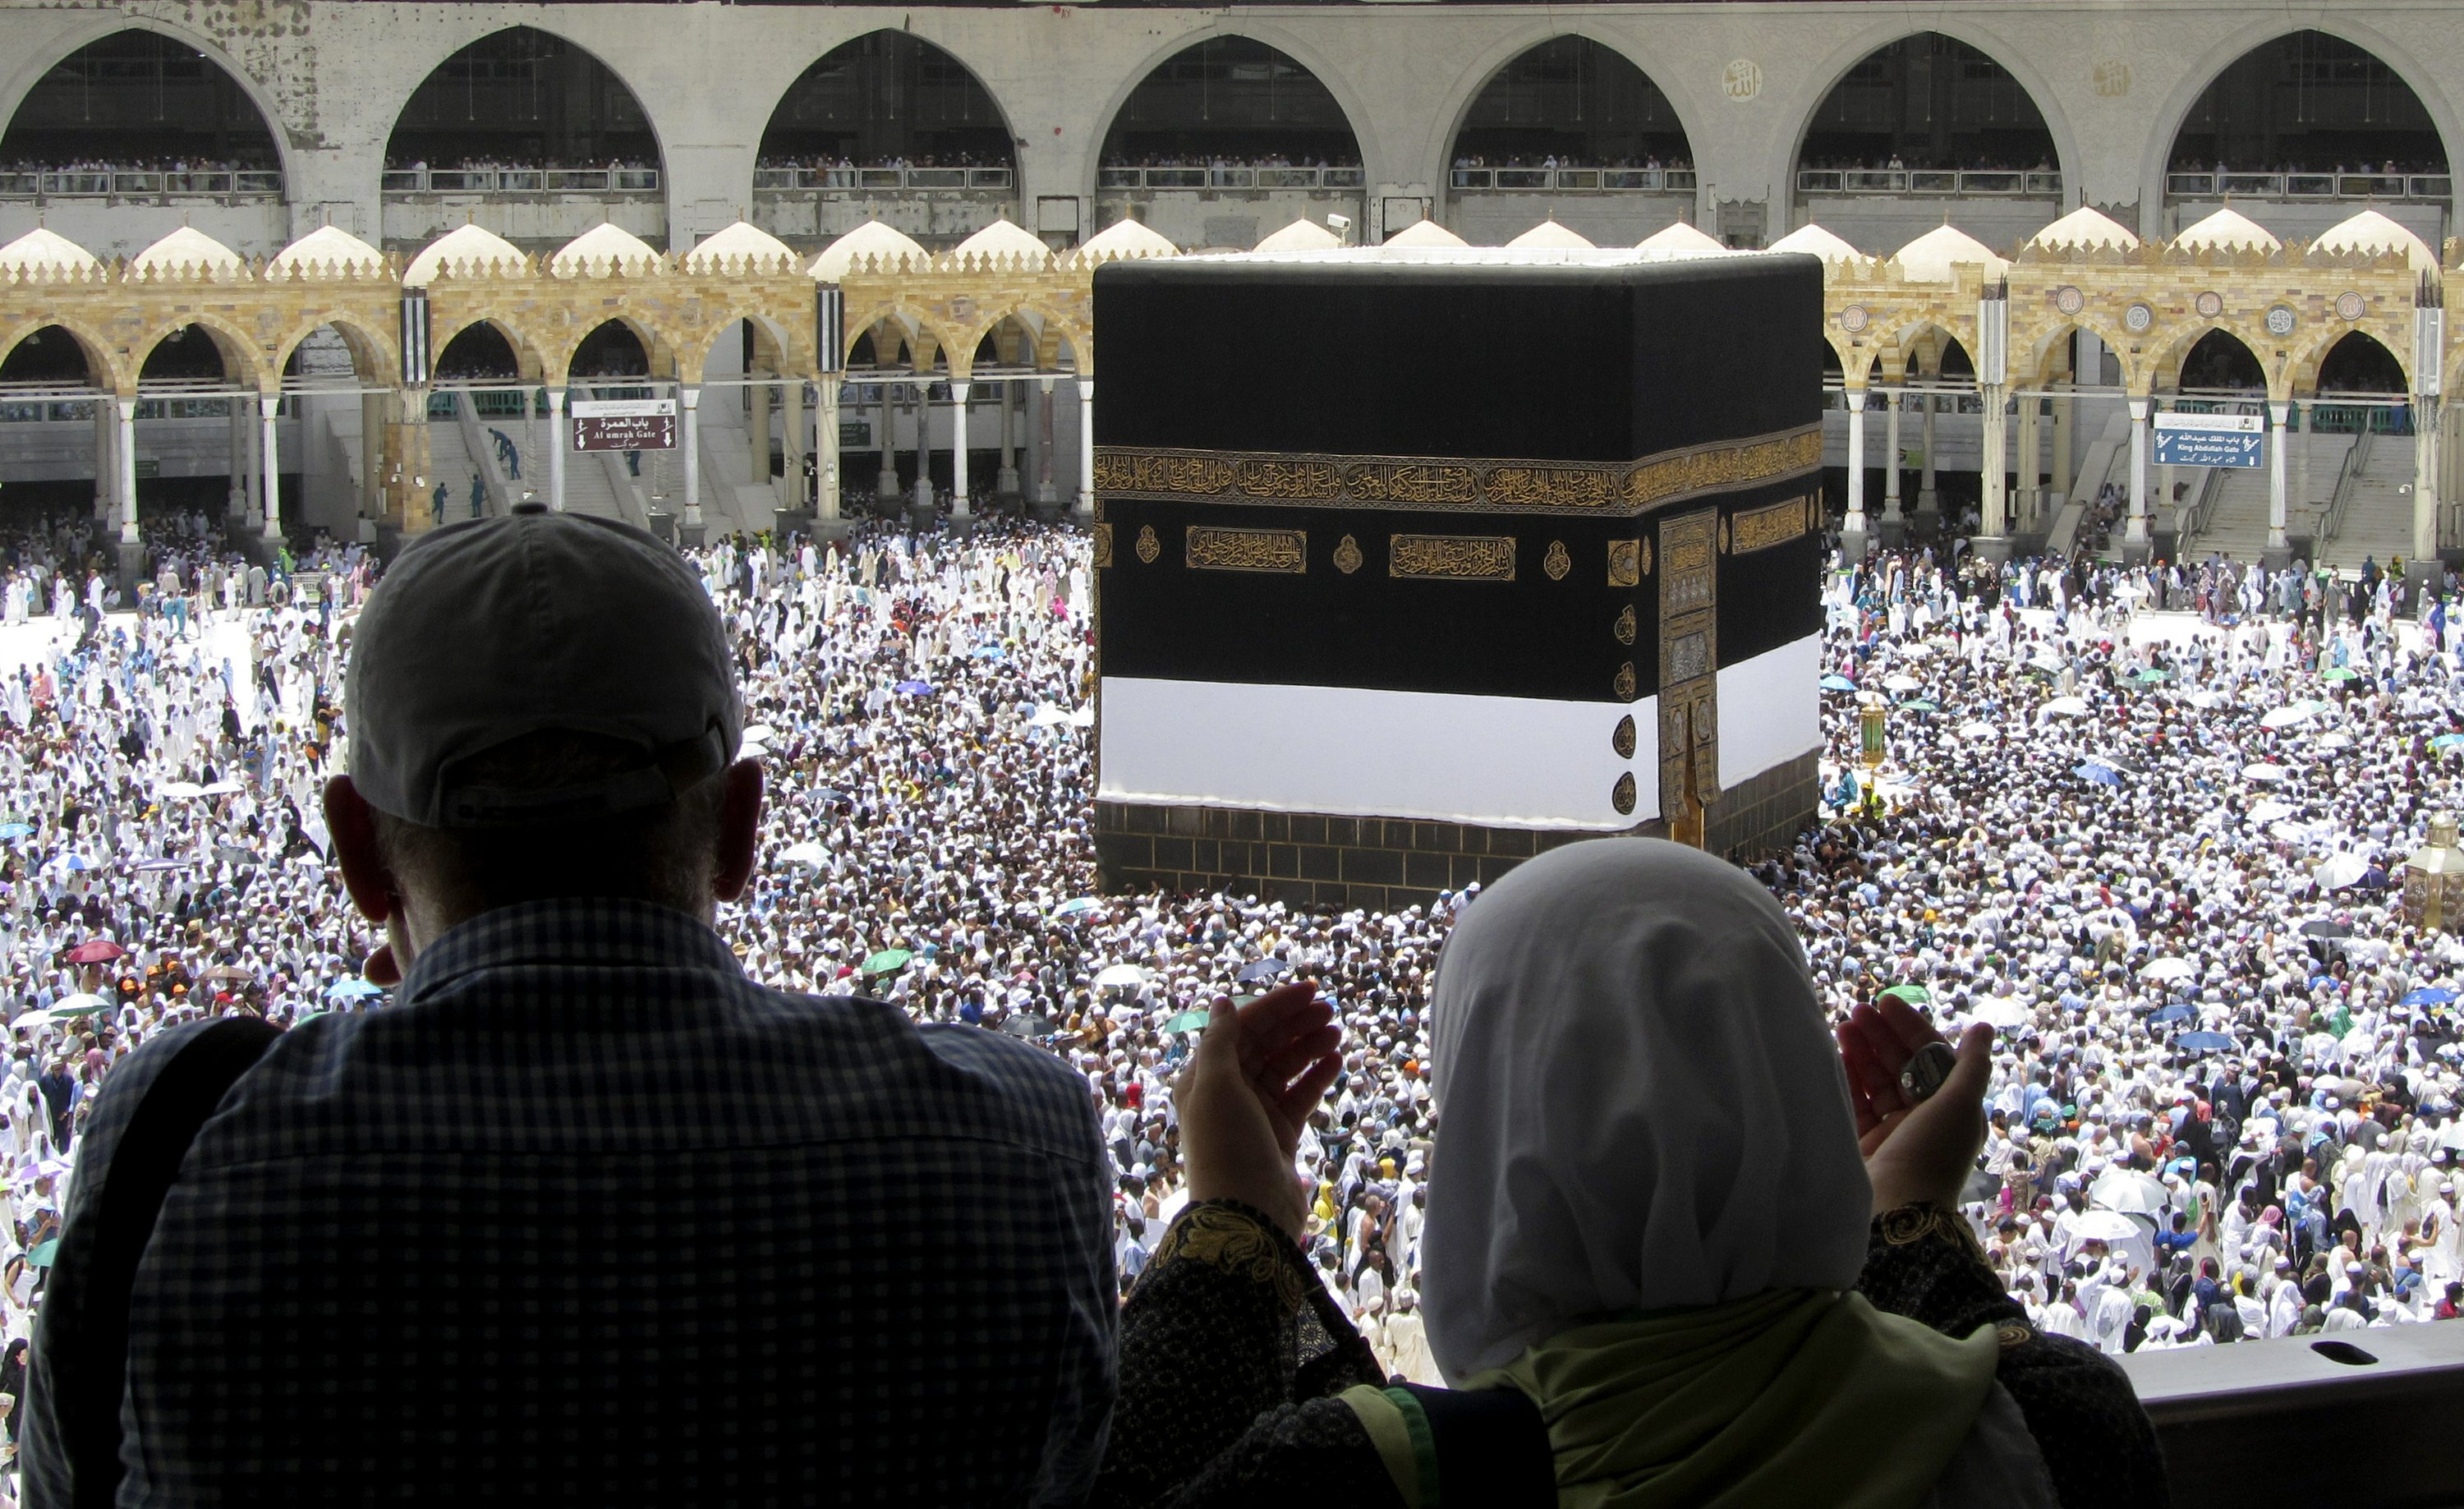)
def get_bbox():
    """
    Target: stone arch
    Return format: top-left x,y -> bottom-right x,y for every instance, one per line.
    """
2015,315 -> 2134,390
385,25 -> 668,184
844,300 -> 962,373
269,312 -> 400,390
680,308 -> 803,387
0,315 -> 125,393
1819,330 -> 1866,386
757,30 -> 1018,178
2145,25 -> 2459,209
562,314 -> 667,386
2286,323 -> 2413,398
1436,30 -> 1698,181
1772,23 -> 2079,229
132,311 -> 269,393
431,315 -> 552,384
1086,25 -> 1380,198
0,20 -> 295,185
1874,319 -> 1978,382
2156,323 -> 2272,398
